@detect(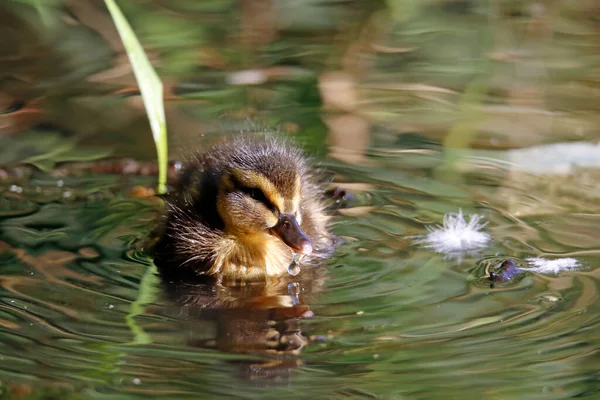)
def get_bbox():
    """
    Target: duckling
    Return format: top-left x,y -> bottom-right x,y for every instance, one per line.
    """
153,135 -> 335,281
